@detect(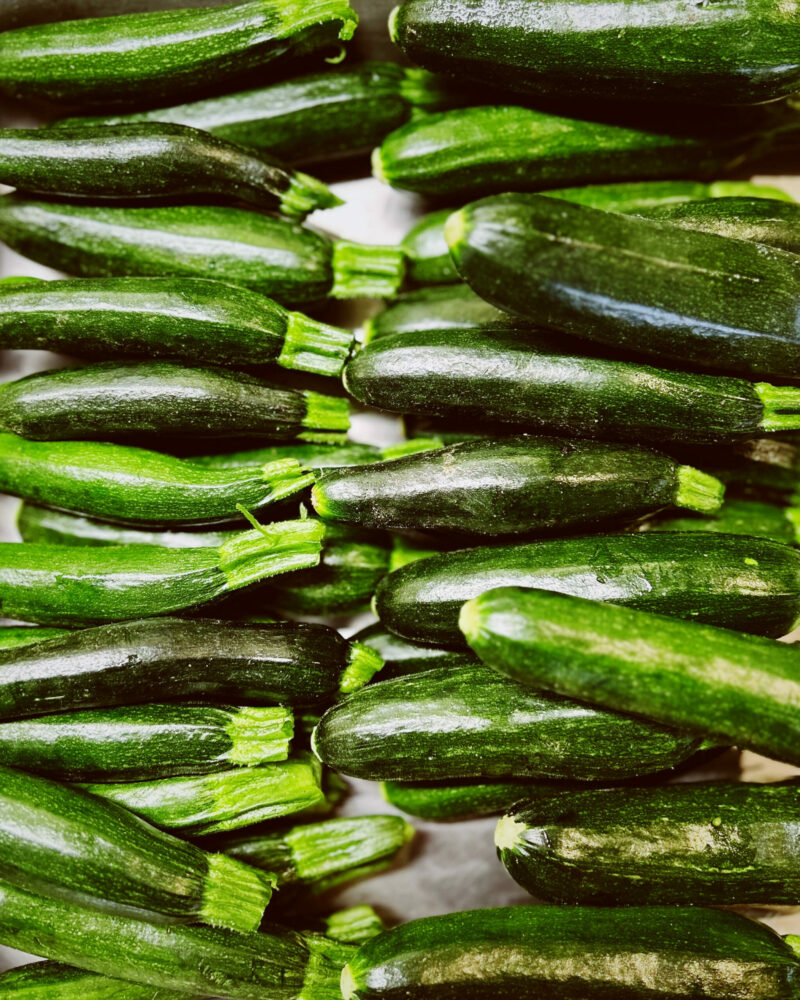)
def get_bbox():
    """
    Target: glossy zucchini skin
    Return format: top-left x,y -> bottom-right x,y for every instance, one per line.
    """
645,497 -> 800,545
462,586 -> 800,765
0,617 -> 378,719
62,62 -> 461,166
0,0 -> 358,107
0,0 -> 229,32
312,665 -> 704,782
448,194 -> 800,380
312,435 -> 722,536
382,778 -> 546,820
344,329 -> 793,446
364,284 -> 522,341
0,276 -> 354,376
0,960 -> 183,1000
374,531 -> 800,647
0,361 -> 349,442
342,906 -> 799,1000
498,780 -> 800,905
352,623 -> 478,679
